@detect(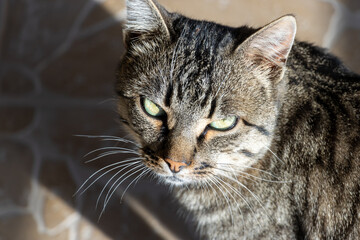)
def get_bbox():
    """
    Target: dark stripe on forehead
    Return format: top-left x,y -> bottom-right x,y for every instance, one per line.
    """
242,119 -> 270,136
177,82 -> 183,101
164,82 -> 173,107
171,19 -> 234,104
207,98 -> 217,119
